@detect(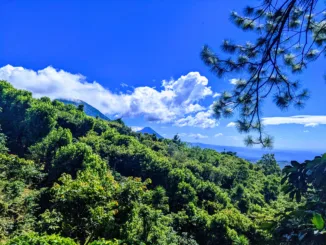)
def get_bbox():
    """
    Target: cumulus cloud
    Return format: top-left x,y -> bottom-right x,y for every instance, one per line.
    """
214,133 -> 223,137
262,115 -> 326,127
304,123 -> 318,127
0,65 -> 218,128
213,92 -> 221,98
229,78 -> 239,85
225,116 -> 326,128
176,133 -> 208,139
130,126 -> 143,132
189,133 -> 208,139
174,111 -> 218,128
226,122 -> 237,127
